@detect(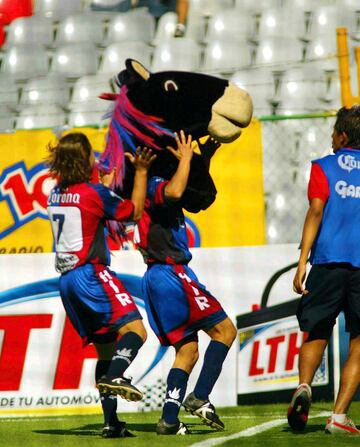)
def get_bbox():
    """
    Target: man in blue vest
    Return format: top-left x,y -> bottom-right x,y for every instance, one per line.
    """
288,105 -> 360,435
